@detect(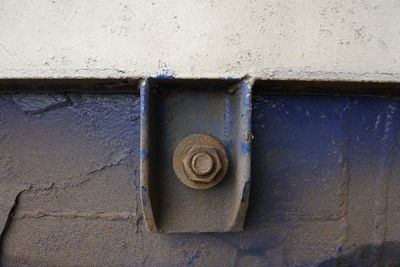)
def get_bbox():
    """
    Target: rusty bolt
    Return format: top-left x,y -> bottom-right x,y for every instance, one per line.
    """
182,145 -> 222,183
173,134 -> 228,190
191,152 -> 214,176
